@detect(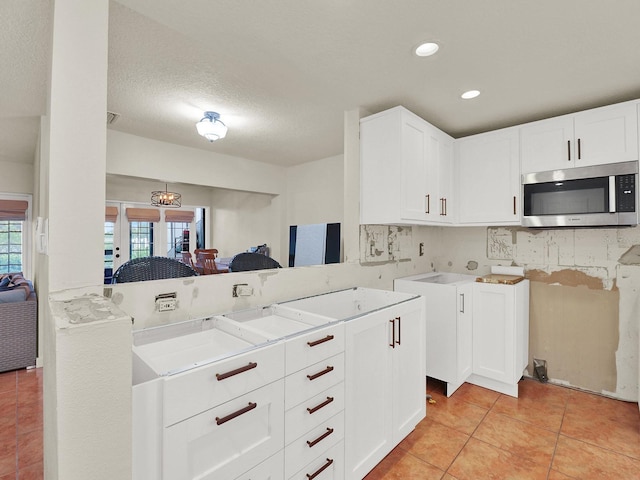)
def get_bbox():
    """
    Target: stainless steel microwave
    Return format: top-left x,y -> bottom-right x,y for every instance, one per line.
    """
522,161 -> 638,227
